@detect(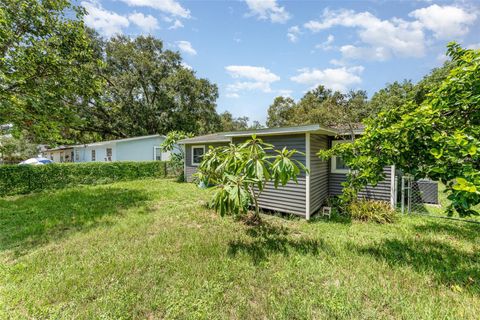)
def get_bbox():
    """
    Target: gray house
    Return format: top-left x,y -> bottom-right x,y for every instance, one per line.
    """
178,124 -> 397,220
